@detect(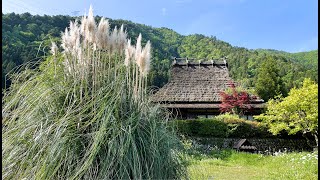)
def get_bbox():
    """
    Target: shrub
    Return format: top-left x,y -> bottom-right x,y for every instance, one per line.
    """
171,115 -> 274,138
2,6 -> 186,180
170,119 -> 229,137
216,114 -> 273,138
169,120 -> 199,136
197,119 -> 229,137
